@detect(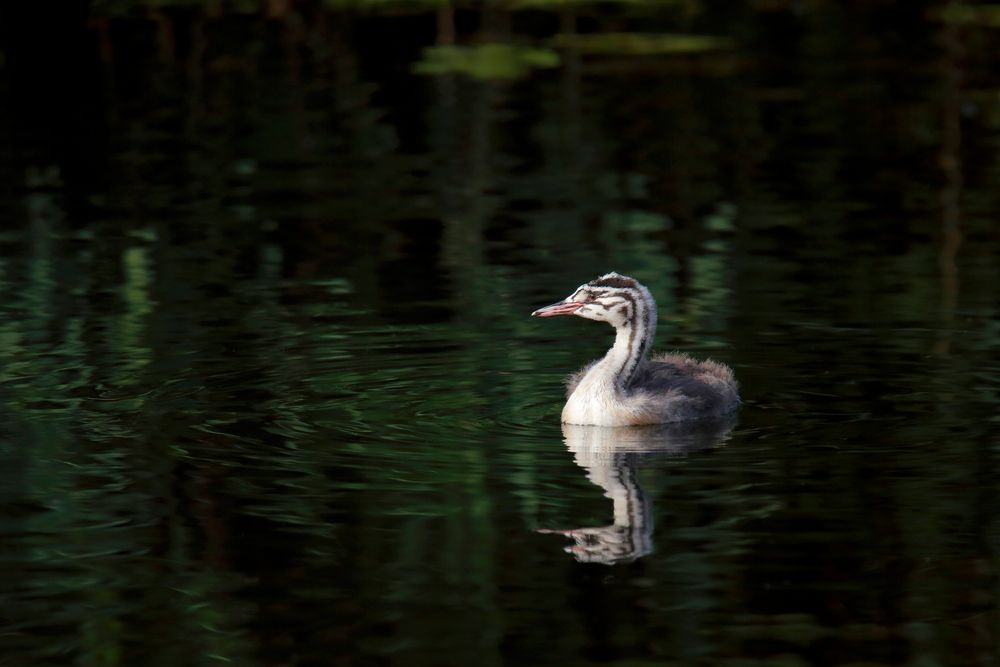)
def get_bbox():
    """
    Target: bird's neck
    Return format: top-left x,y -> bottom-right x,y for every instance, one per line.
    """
564,301 -> 658,427
602,316 -> 655,392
